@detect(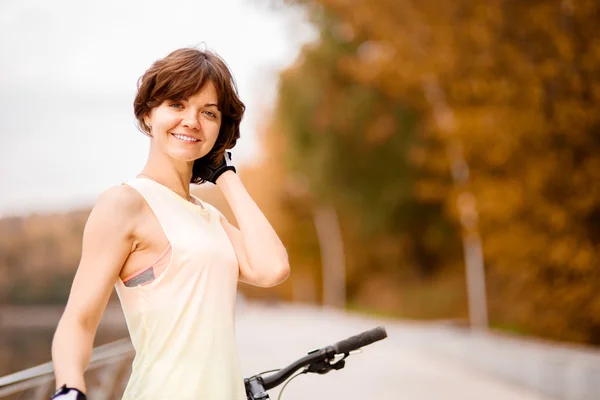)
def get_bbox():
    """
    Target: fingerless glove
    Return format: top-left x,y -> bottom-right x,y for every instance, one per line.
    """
194,151 -> 236,184
50,384 -> 87,400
